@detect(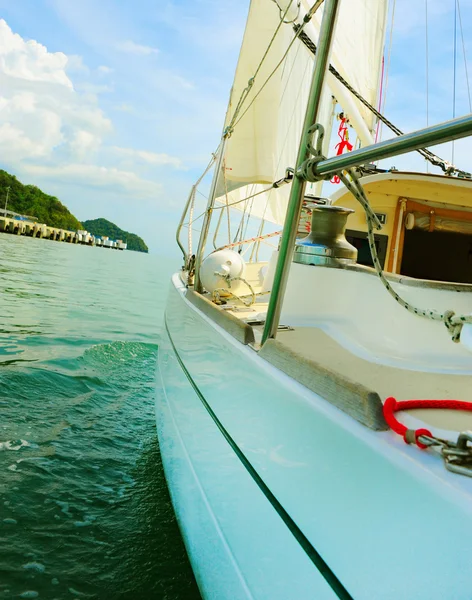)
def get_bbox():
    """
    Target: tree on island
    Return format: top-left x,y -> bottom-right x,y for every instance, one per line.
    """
82,218 -> 148,253
0,170 -> 149,253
